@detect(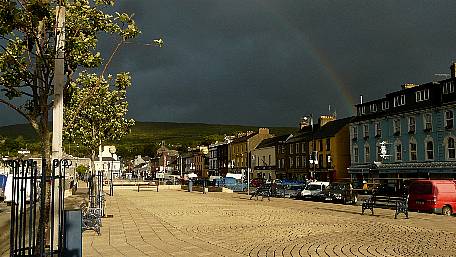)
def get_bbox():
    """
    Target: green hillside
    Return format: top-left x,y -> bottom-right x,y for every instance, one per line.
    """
0,121 -> 297,158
